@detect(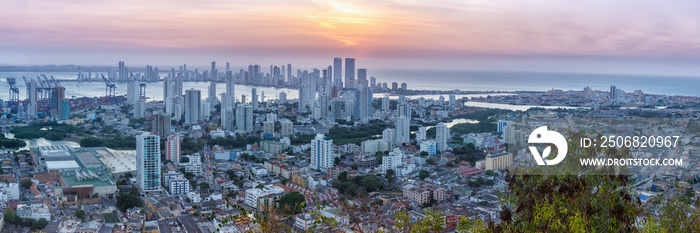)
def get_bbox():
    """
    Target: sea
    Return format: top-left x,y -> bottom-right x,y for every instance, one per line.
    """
0,69 -> 698,104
